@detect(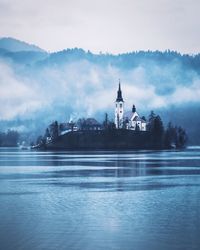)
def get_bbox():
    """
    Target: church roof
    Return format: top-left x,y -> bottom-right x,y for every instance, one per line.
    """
116,81 -> 124,102
124,111 -> 133,120
133,116 -> 146,122
124,111 -> 146,123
